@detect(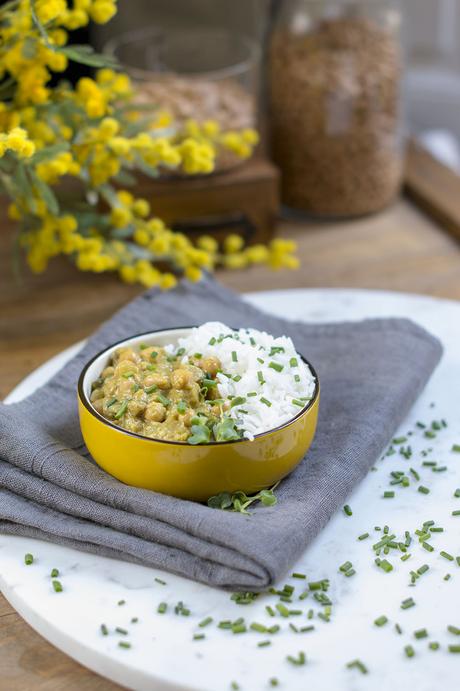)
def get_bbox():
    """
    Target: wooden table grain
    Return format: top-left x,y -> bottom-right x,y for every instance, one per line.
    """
1,191 -> 460,690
